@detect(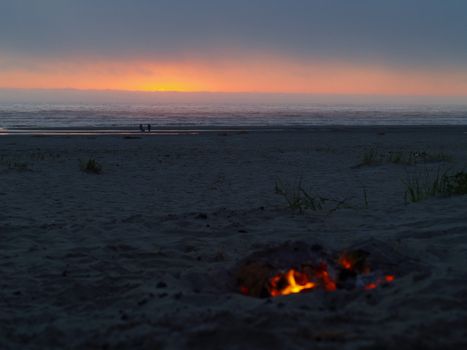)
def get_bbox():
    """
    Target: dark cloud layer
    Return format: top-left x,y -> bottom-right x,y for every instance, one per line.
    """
1,0 -> 467,67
